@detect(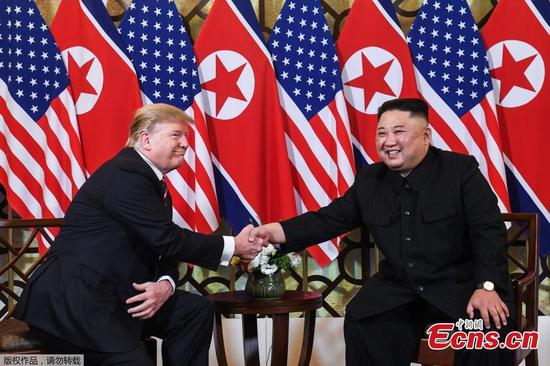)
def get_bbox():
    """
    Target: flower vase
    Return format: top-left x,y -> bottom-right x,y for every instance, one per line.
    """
245,270 -> 285,300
